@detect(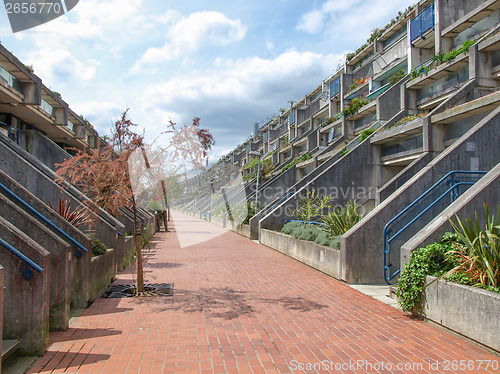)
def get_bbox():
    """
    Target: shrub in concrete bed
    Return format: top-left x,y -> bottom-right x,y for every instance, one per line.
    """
397,204 -> 500,312
91,236 -> 108,257
281,222 -> 340,250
